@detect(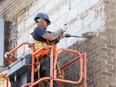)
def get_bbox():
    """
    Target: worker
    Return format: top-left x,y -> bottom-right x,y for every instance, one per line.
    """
32,12 -> 66,87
